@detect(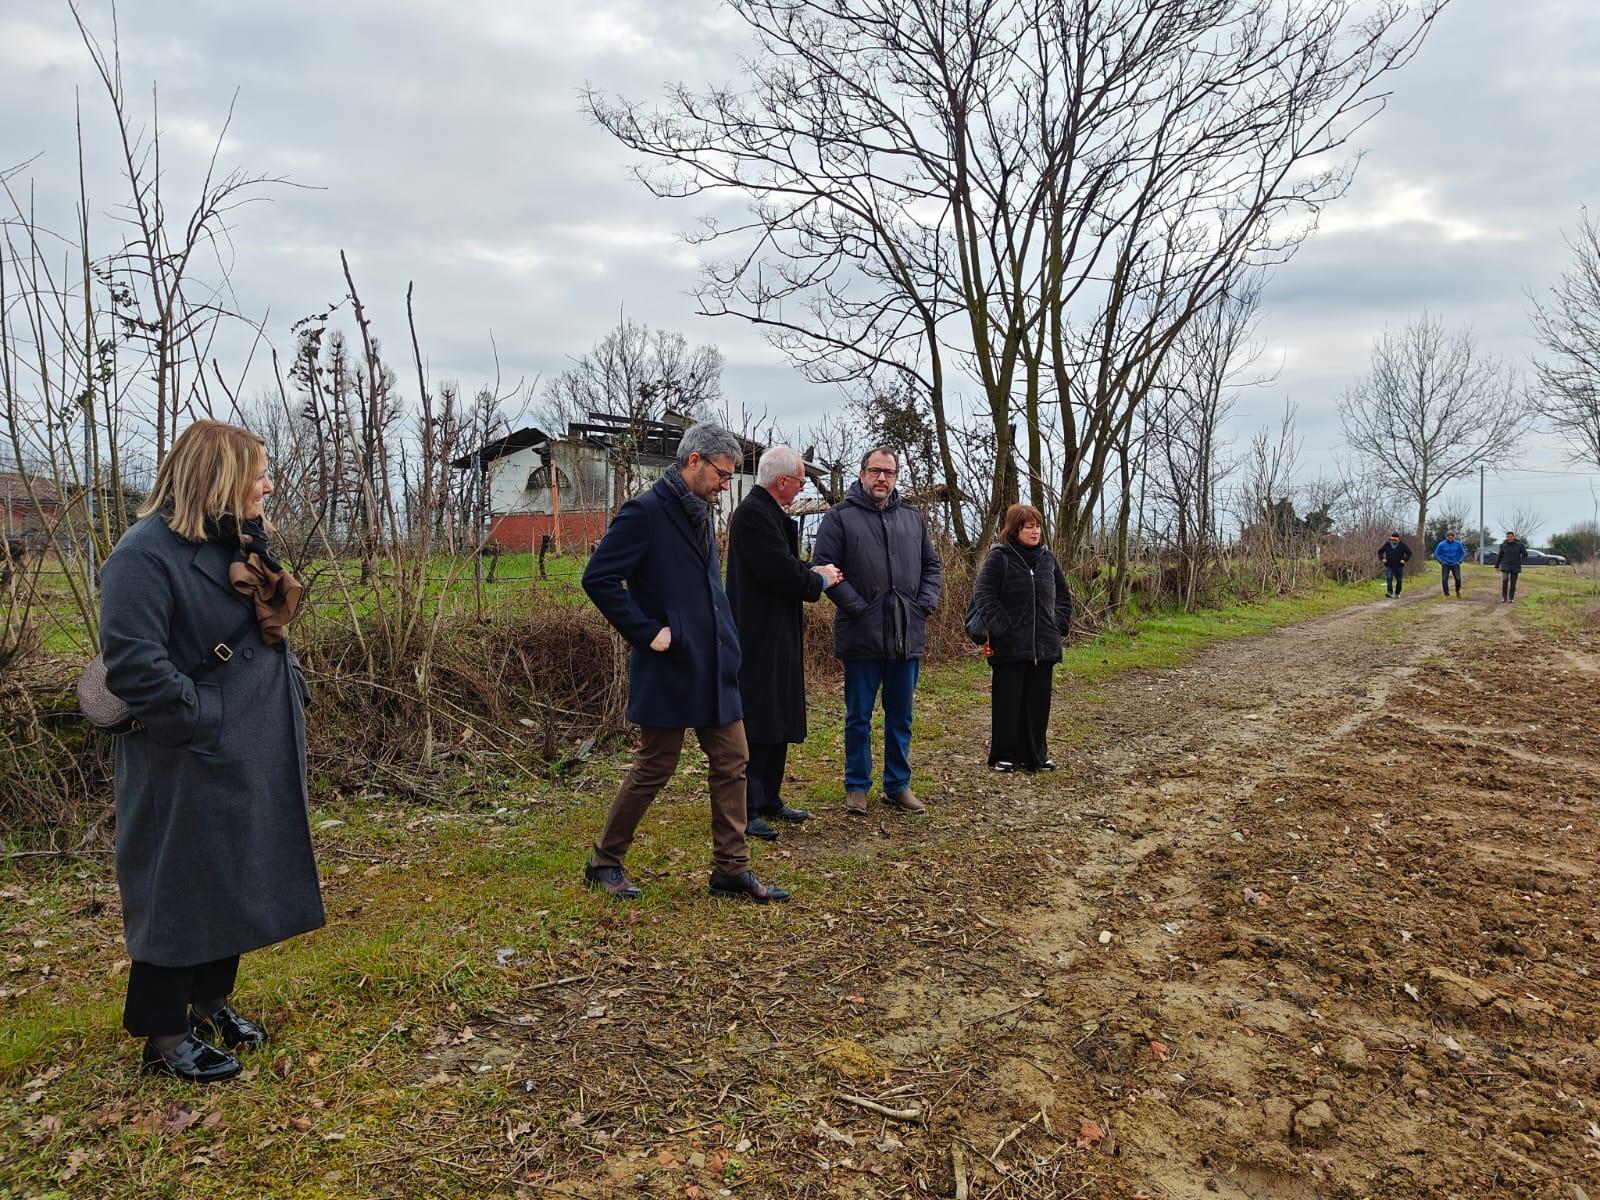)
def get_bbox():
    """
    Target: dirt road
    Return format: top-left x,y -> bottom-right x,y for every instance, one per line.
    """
834,581 -> 1600,1200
